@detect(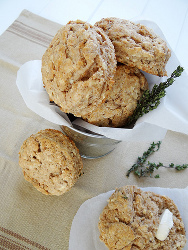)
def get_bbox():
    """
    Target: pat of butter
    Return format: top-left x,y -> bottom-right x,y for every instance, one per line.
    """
156,209 -> 173,241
